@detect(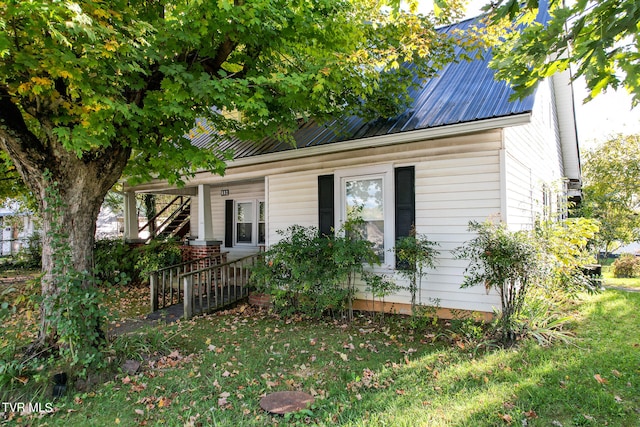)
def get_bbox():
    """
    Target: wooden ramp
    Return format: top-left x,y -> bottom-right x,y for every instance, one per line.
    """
149,254 -> 261,320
